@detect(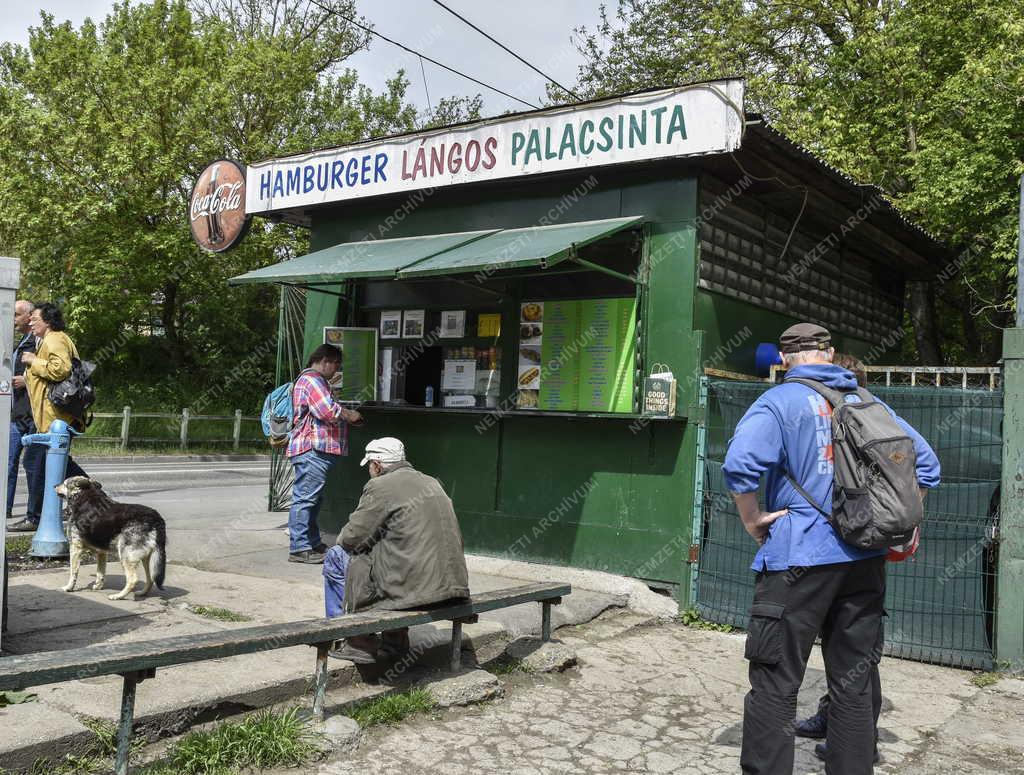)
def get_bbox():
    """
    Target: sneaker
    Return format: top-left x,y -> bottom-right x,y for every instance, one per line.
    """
795,711 -> 828,739
312,543 -> 331,554
329,636 -> 379,664
7,518 -> 40,532
814,742 -> 880,764
288,549 -> 325,564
